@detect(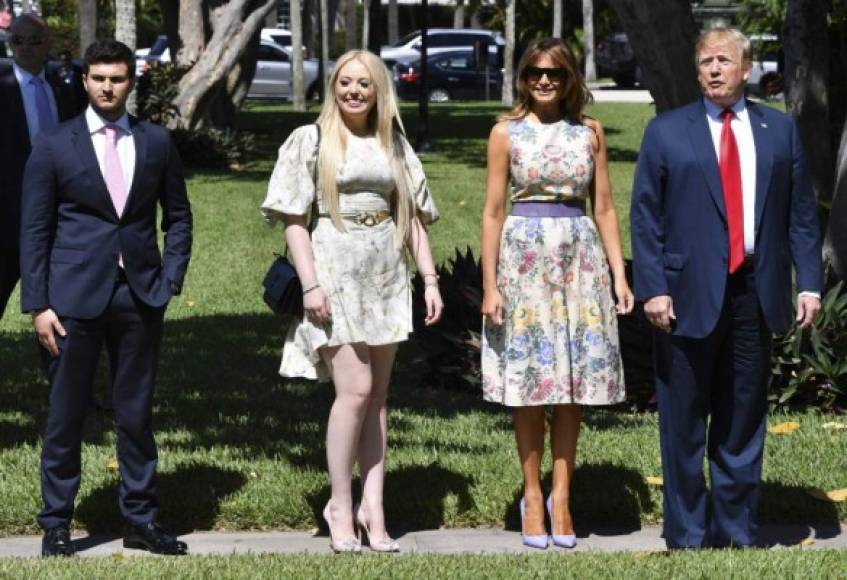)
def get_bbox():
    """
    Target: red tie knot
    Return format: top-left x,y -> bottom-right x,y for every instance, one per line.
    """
721,108 -> 735,121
